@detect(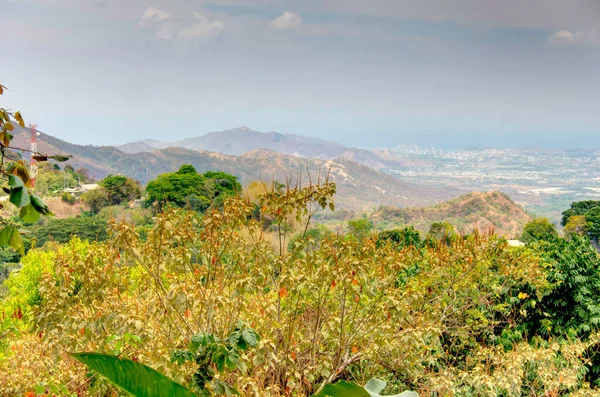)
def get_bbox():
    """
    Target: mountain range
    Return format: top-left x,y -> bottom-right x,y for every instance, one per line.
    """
11,127 -> 461,211
116,126 -> 405,170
